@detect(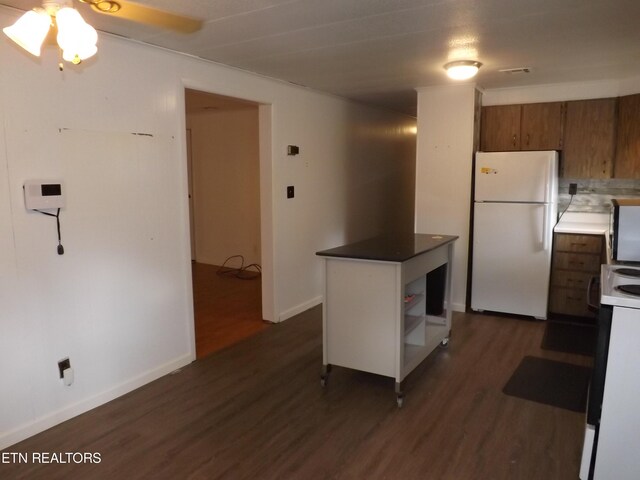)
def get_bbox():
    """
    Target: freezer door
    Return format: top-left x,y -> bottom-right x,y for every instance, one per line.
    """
475,151 -> 558,203
471,202 -> 553,318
